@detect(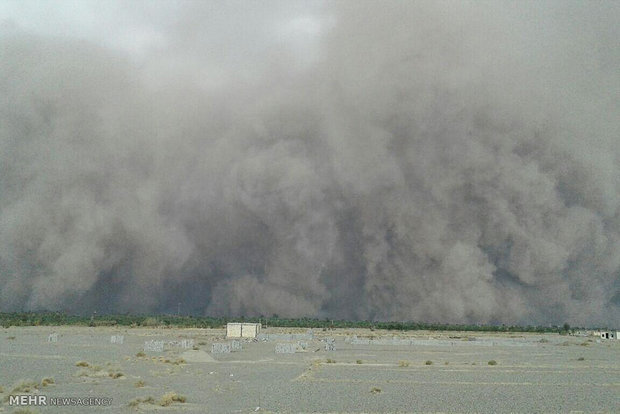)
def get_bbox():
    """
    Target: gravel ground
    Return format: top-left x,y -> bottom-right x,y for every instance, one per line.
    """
0,326 -> 618,413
